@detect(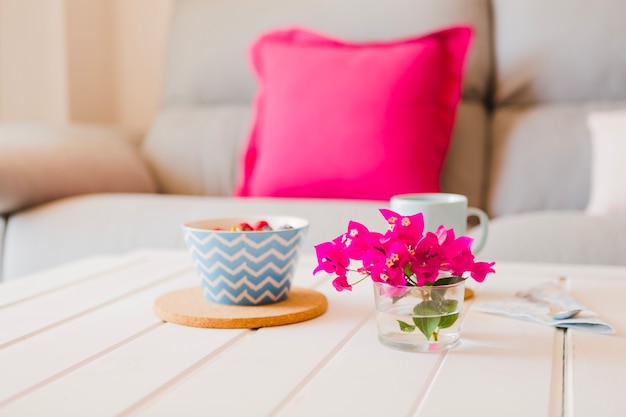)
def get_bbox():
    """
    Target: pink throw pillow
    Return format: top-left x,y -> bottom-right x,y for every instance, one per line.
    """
235,26 -> 473,200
